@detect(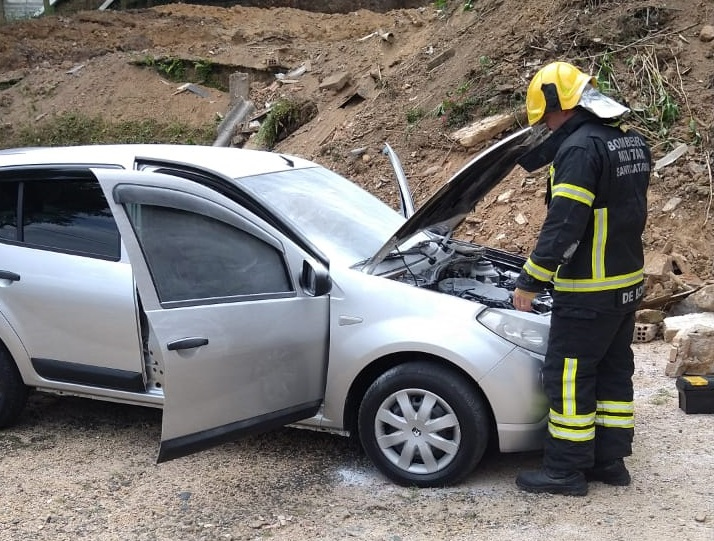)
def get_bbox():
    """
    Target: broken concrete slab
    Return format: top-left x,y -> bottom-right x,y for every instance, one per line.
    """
452,113 -> 514,148
663,312 -> 714,342
666,325 -> 714,376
